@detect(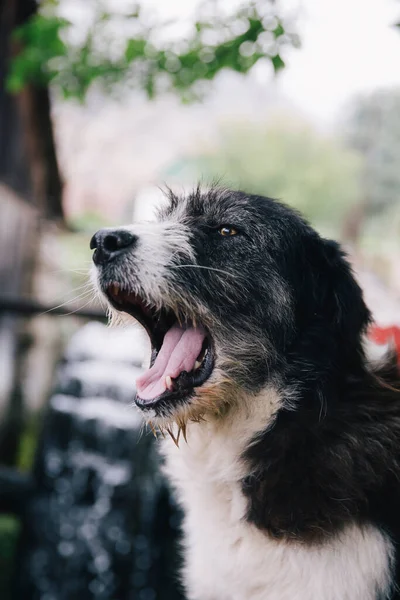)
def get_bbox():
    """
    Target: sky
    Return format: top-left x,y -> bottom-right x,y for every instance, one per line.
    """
145,0 -> 400,127
277,0 -> 400,125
